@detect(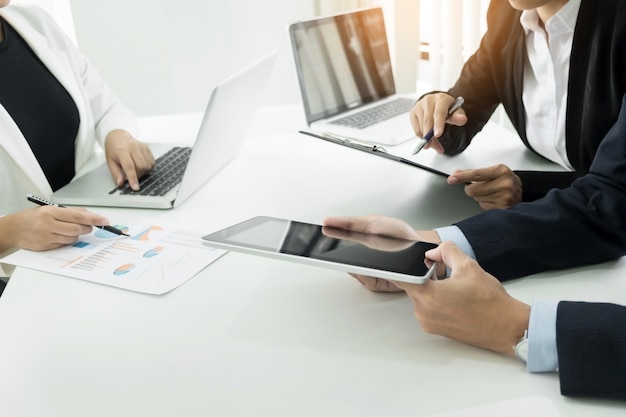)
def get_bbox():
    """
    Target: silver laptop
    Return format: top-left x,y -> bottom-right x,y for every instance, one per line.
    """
288,7 -> 416,146
53,51 -> 277,209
